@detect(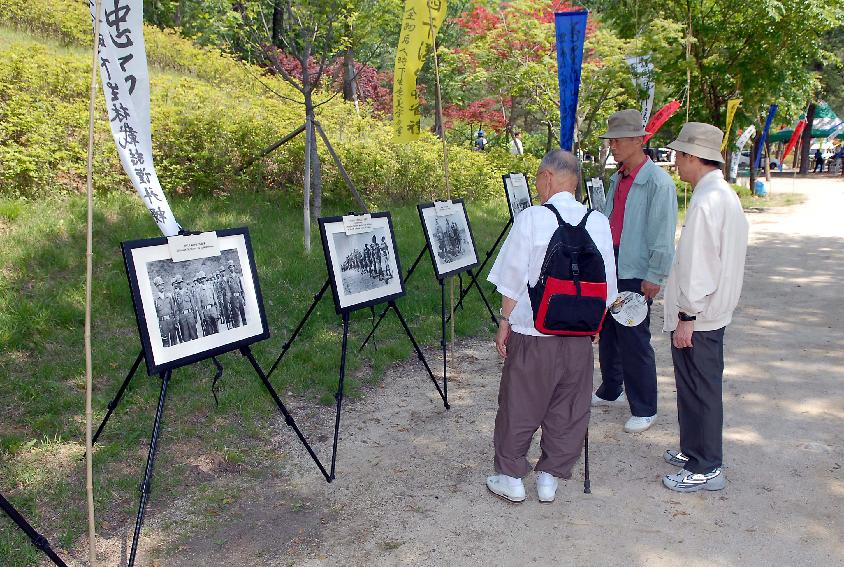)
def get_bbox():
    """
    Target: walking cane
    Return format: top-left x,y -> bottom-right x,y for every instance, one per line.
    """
583,427 -> 591,494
